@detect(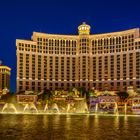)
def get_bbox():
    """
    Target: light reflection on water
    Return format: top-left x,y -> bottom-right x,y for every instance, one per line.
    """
114,116 -> 119,129
0,114 -> 140,140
